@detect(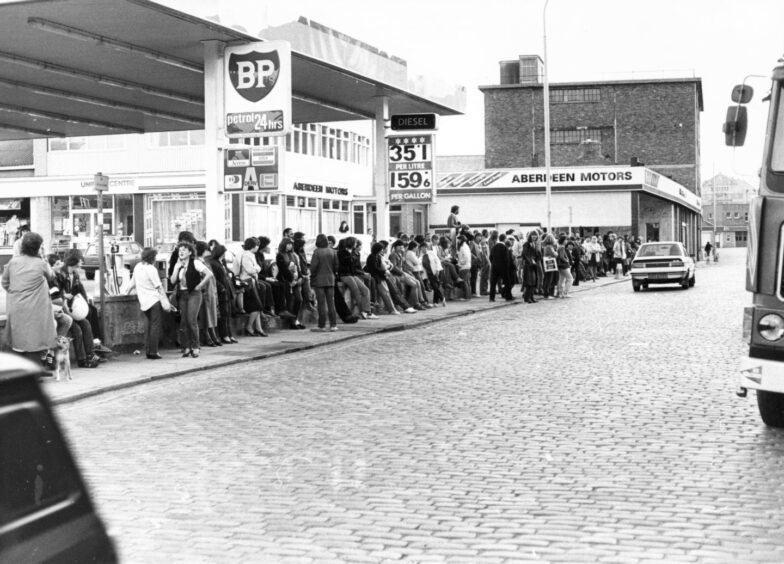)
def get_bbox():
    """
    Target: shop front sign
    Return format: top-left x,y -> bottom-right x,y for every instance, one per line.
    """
224,146 -> 279,192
